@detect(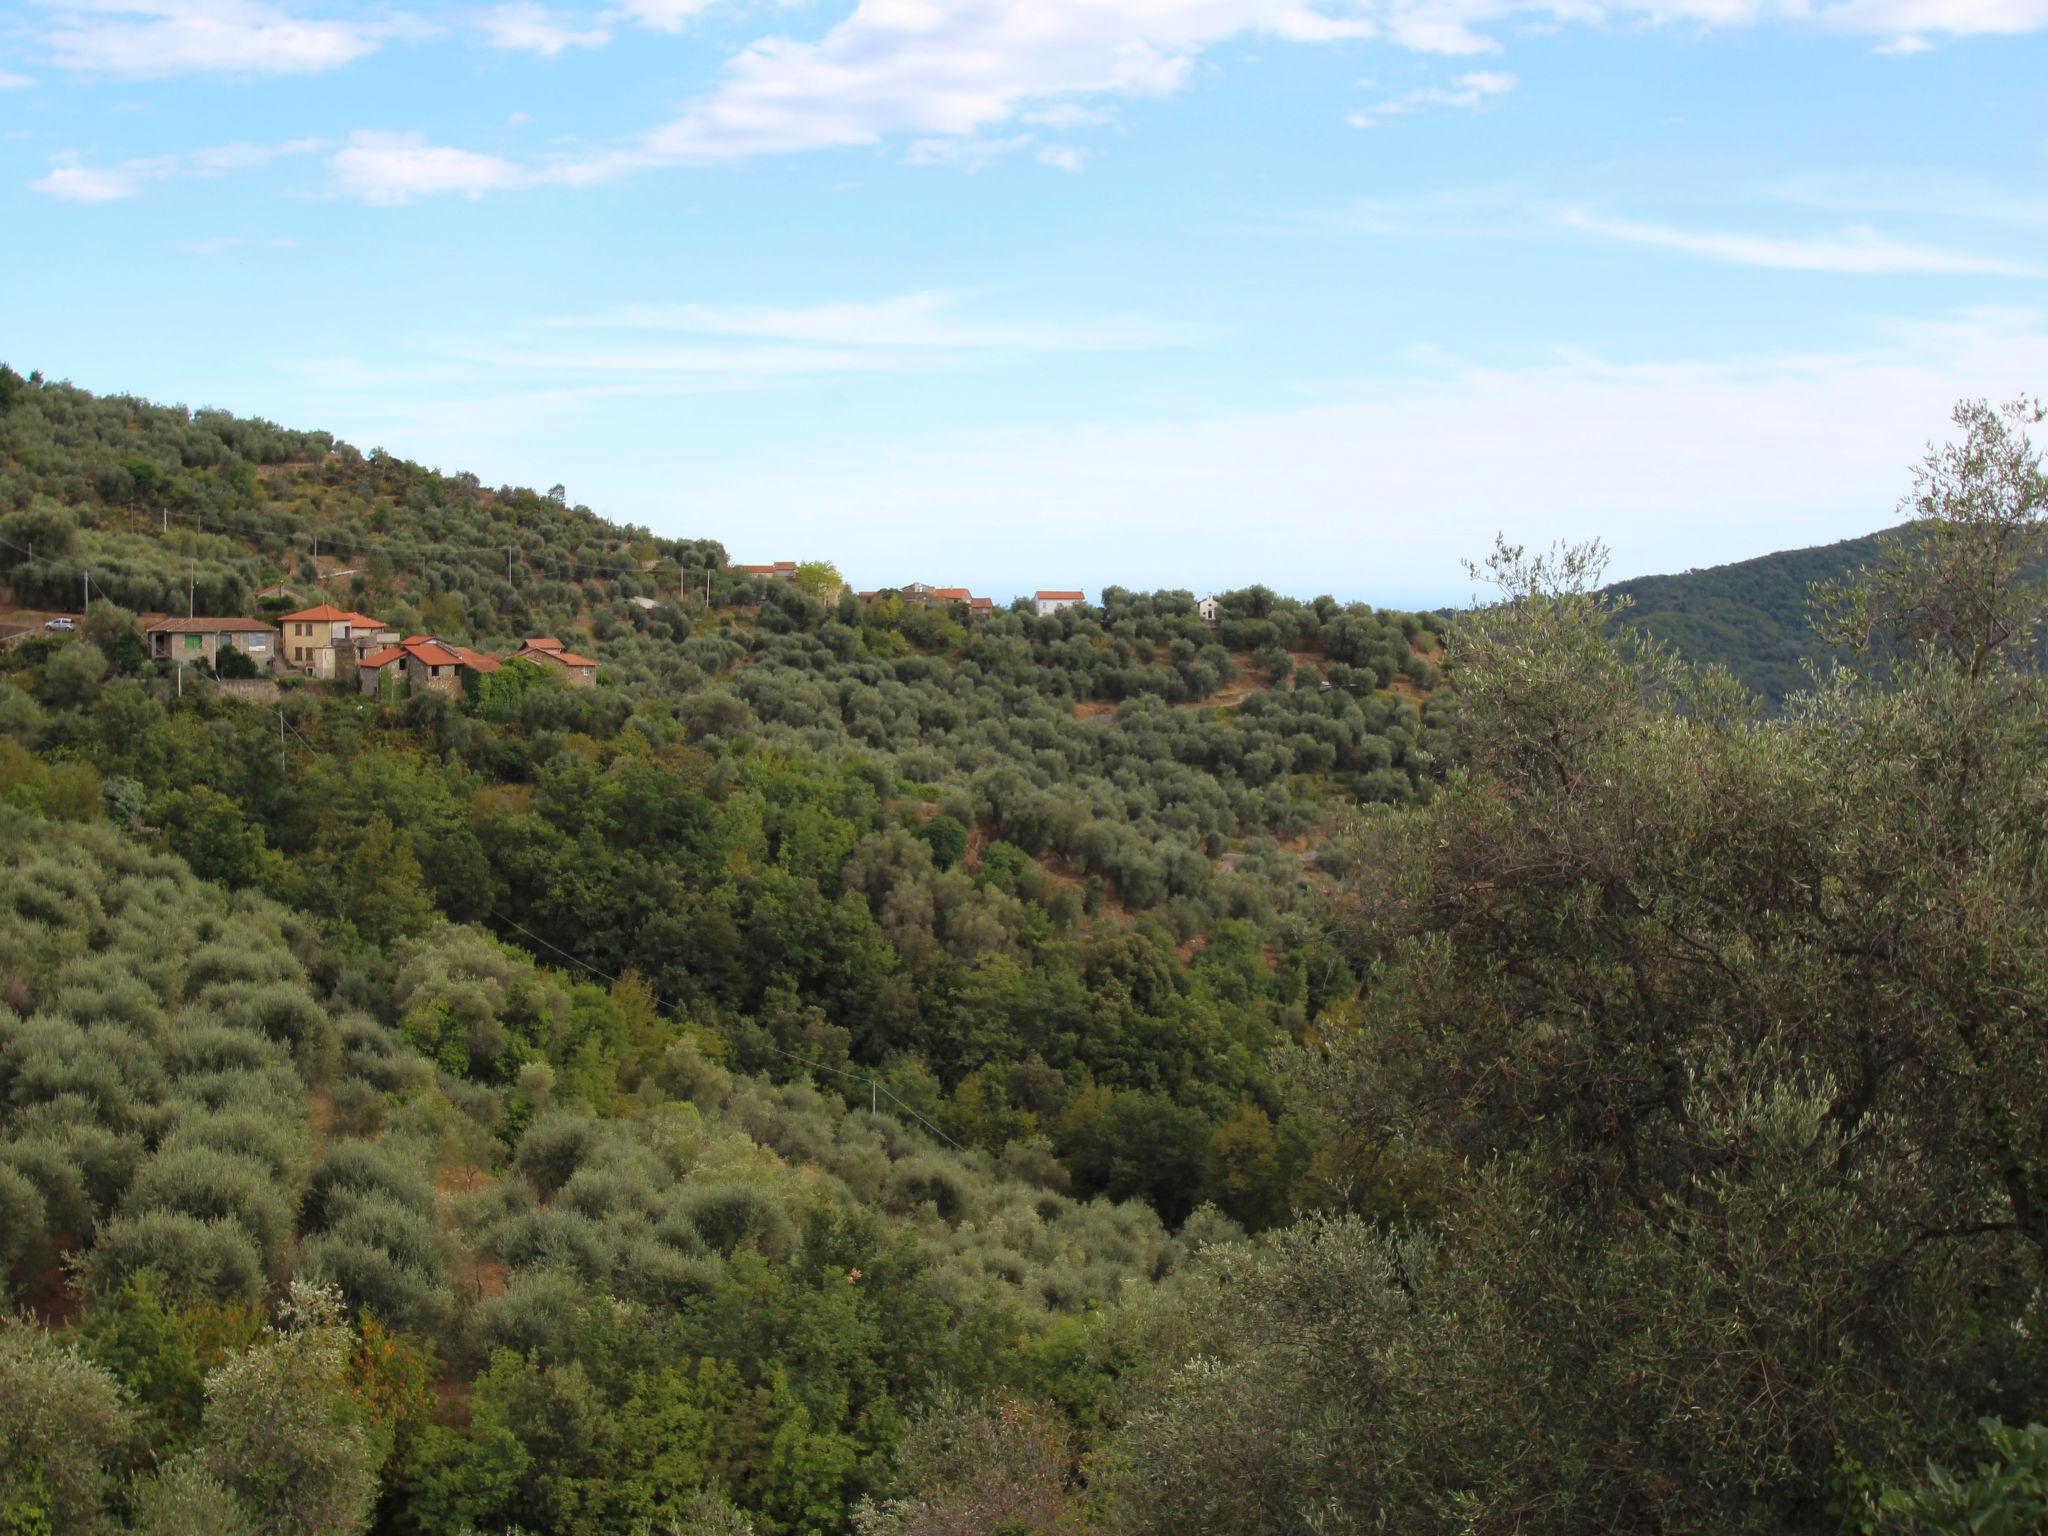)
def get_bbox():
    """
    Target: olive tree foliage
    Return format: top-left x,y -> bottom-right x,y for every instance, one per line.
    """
0,1322 -> 136,1536
196,1280 -> 379,1536
1102,402 -> 2048,1536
